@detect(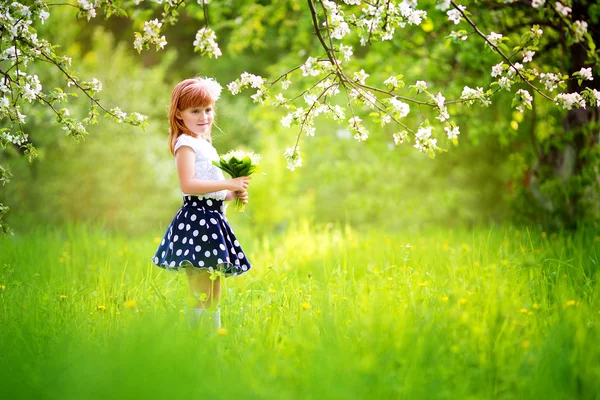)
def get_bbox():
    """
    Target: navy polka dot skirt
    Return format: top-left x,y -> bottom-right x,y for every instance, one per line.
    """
151,196 -> 251,277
